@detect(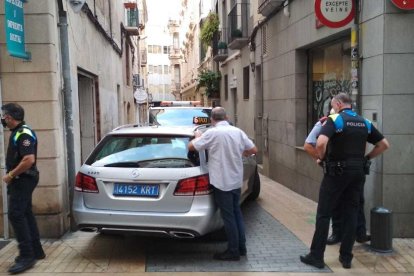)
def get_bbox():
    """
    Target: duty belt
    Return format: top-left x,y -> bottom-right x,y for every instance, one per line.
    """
322,158 -> 369,176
